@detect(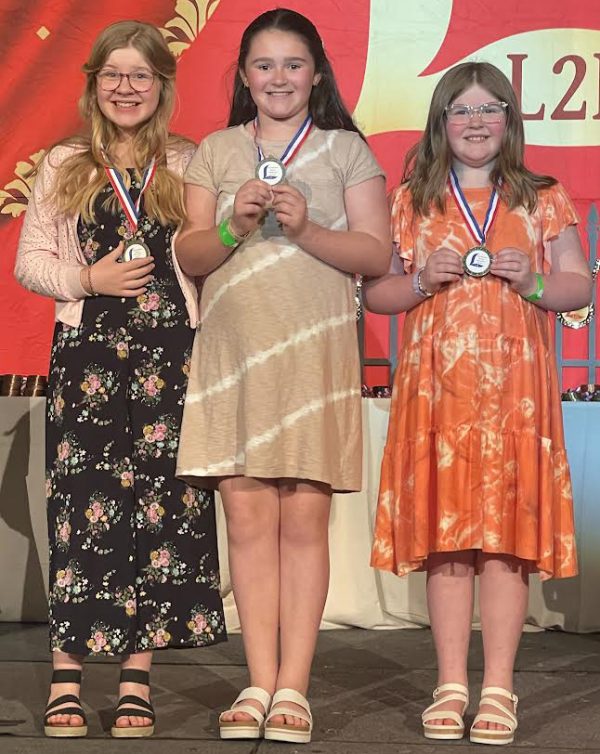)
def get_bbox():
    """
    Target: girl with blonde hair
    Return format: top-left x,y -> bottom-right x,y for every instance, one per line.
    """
15,19 -> 225,739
